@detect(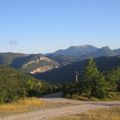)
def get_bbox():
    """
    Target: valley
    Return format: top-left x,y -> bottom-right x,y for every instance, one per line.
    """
0,45 -> 120,75
1,0 -> 120,119
0,45 -> 120,120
